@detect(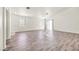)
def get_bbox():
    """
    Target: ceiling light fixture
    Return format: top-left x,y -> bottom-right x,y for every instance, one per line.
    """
26,7 -> 30,9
